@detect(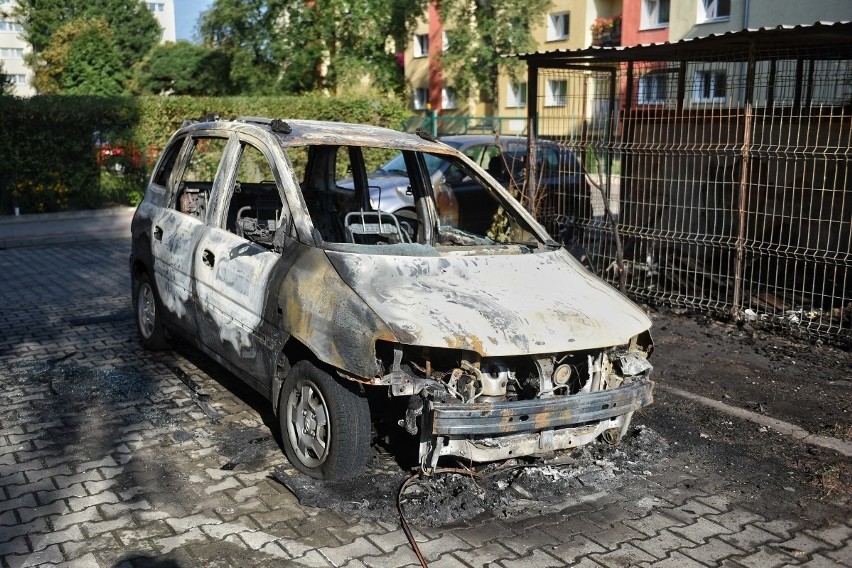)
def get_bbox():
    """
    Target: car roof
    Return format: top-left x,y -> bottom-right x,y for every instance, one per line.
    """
185,117 -> 451,152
